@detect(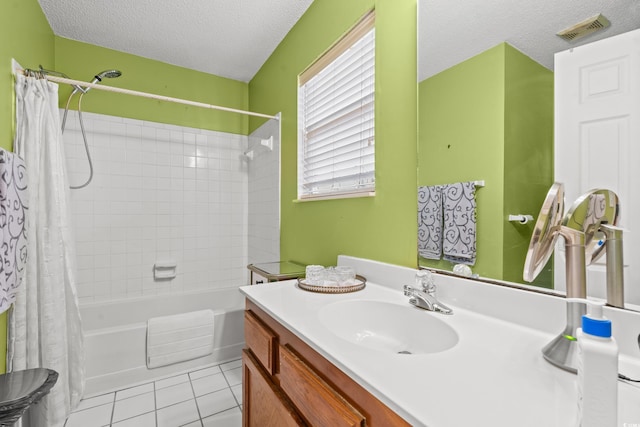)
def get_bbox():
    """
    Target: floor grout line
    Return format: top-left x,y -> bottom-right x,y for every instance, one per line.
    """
222,368 -> 242,409
109,390 -> 116,426
189,365 -> 205,426
68,358 -> 243,427
153,380 -> 158,427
